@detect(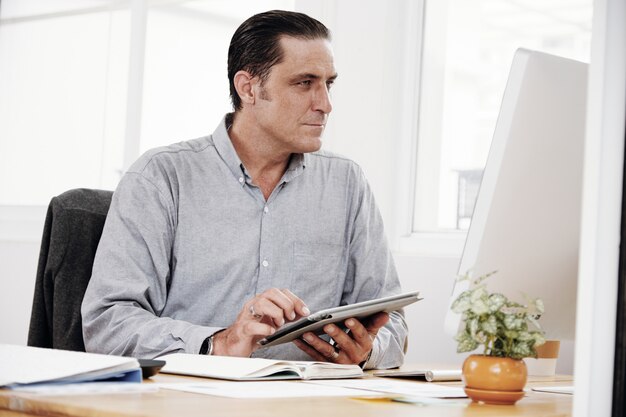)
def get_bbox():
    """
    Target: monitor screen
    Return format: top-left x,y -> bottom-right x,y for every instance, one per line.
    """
444,49 -> 588,341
